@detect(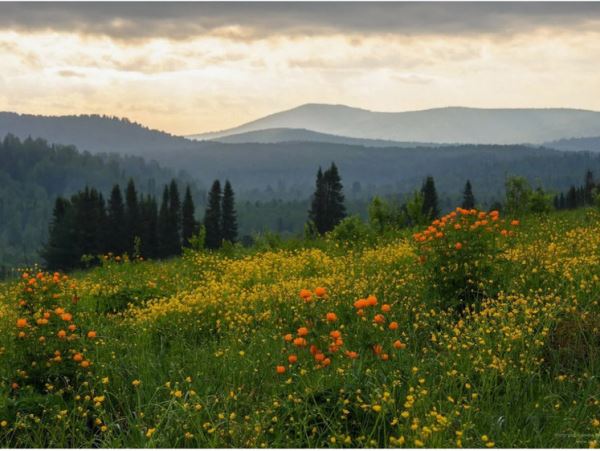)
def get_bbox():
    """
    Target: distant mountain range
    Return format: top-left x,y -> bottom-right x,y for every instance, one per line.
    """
544,136 -> 600,152
189,103 -> 600,145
